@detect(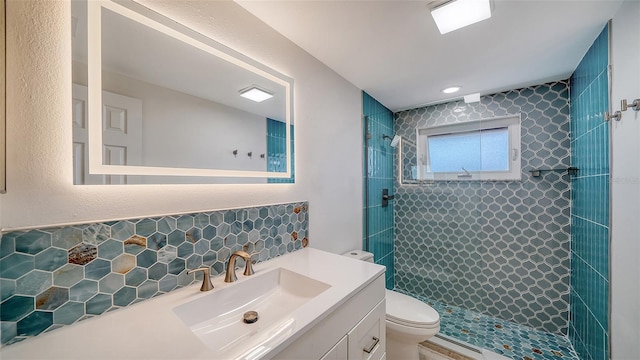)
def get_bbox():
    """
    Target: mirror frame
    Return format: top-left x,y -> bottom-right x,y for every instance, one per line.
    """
86,0 -> 293,179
